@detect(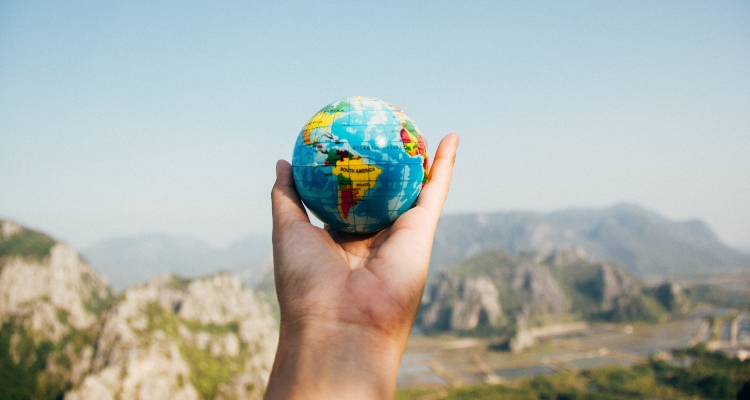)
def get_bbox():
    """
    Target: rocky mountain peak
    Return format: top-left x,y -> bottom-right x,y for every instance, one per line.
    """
421,272 -> 505,332
419,247 -> 668,343
1,220 -> 112,397
1,220 -> 23,238
654,281 -> 690,314
0,241 -> 110,339
598,263 -> 637,312
68,272 -> 278,400
511,263 -> 571,315
1,220 -> 279,399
